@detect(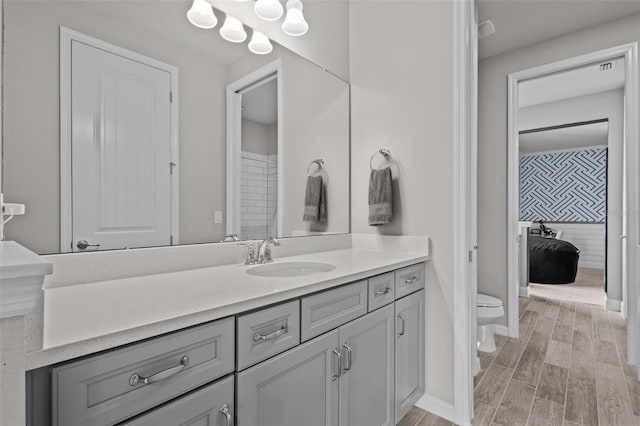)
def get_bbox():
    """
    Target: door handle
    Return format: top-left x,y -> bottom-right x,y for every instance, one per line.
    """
129,356 -> 189,386
220,403 -> 233,426
331,347 -> 342,381
77,240 -> 101,250
620,235 -> 628,240
341,342 -> 352,373
398,314 -> 406,336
